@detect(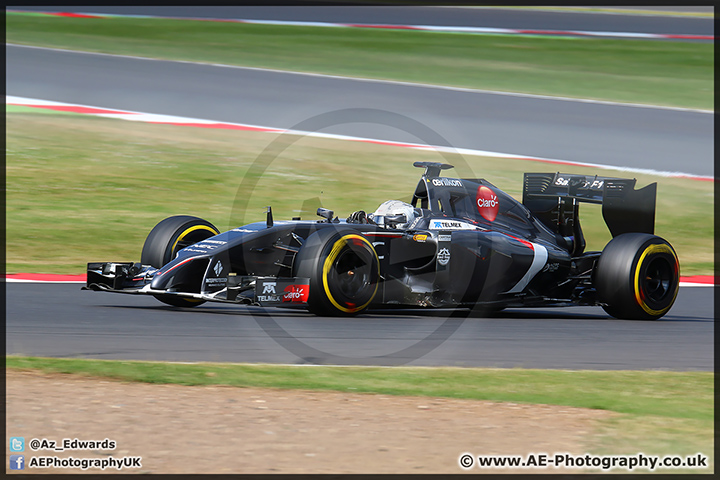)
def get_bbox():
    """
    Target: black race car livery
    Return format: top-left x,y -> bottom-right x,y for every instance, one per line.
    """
86,162 -> 679,320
